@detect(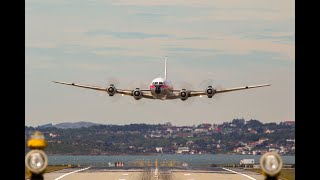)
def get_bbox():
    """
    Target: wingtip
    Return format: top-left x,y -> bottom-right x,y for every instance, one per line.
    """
52,81 -> 64,84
